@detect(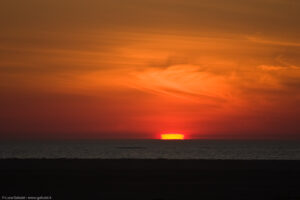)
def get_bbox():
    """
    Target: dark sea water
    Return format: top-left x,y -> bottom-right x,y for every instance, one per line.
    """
0,140 -> 300,160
